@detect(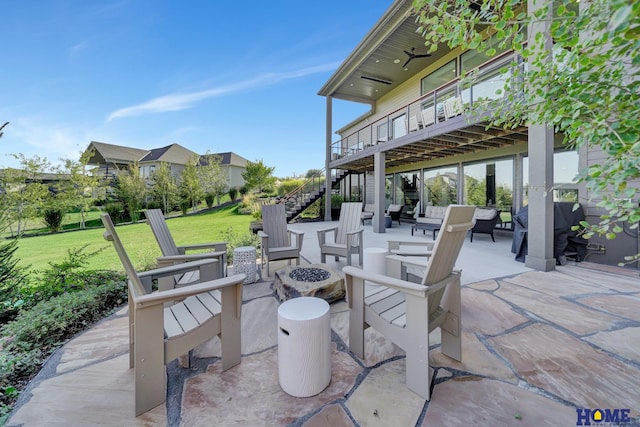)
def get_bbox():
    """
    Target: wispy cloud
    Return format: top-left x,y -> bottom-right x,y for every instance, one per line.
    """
0,117 -> 92,168
69,40 -> 90,57
106,62 -> 340,121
